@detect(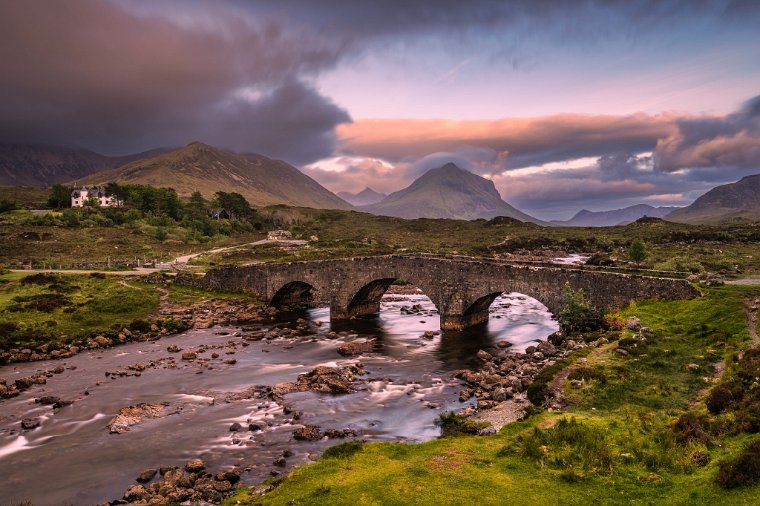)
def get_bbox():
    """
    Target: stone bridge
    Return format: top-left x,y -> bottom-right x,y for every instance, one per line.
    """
198,255 -> 700,330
